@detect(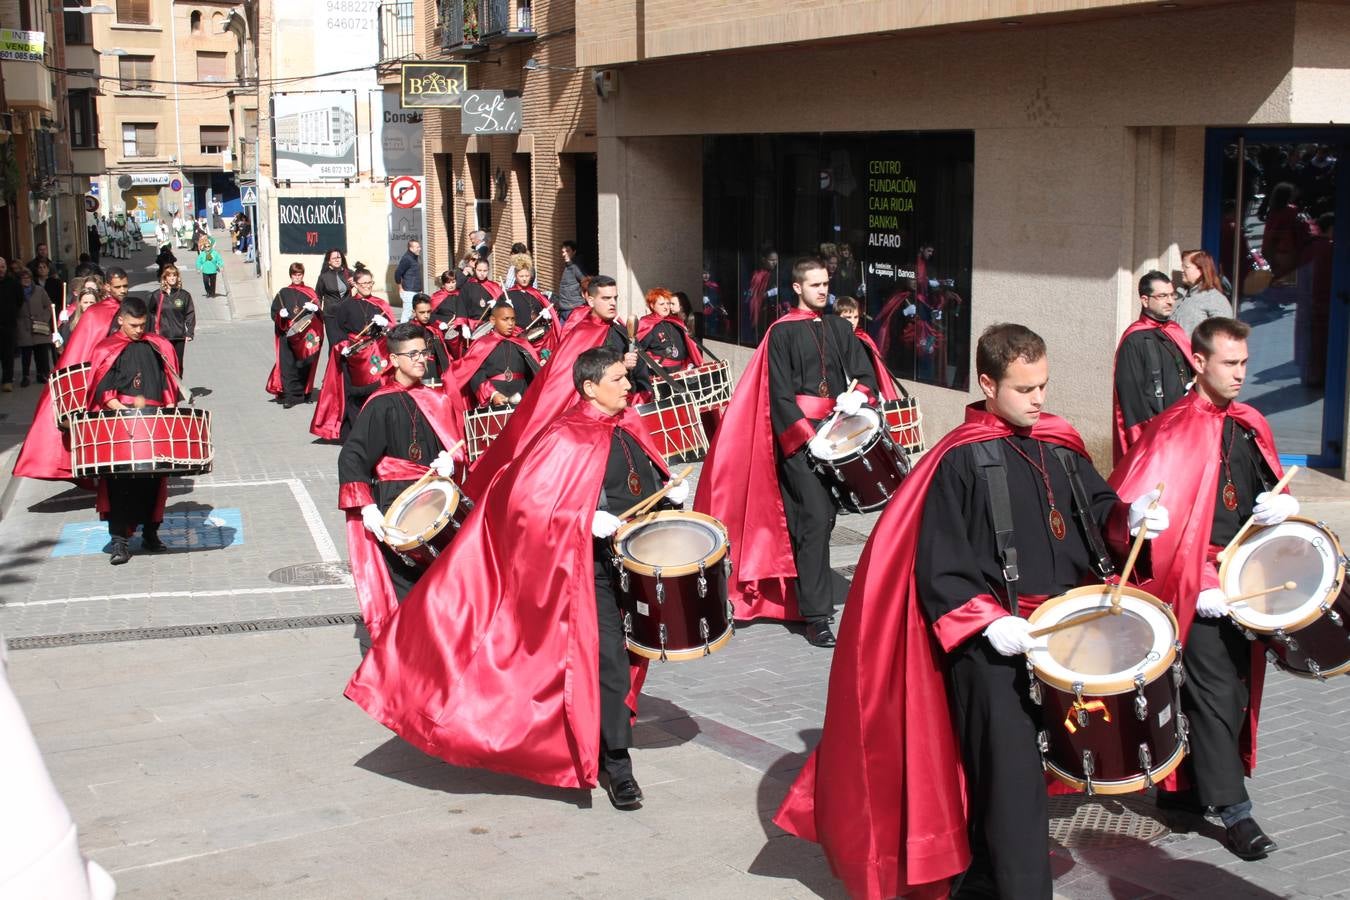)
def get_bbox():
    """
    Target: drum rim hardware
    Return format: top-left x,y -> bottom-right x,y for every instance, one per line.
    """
612,510 -> 729,578
1220,516 -> 1345,637
1043,736 -> 1188,797
382,477 -> 463,554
